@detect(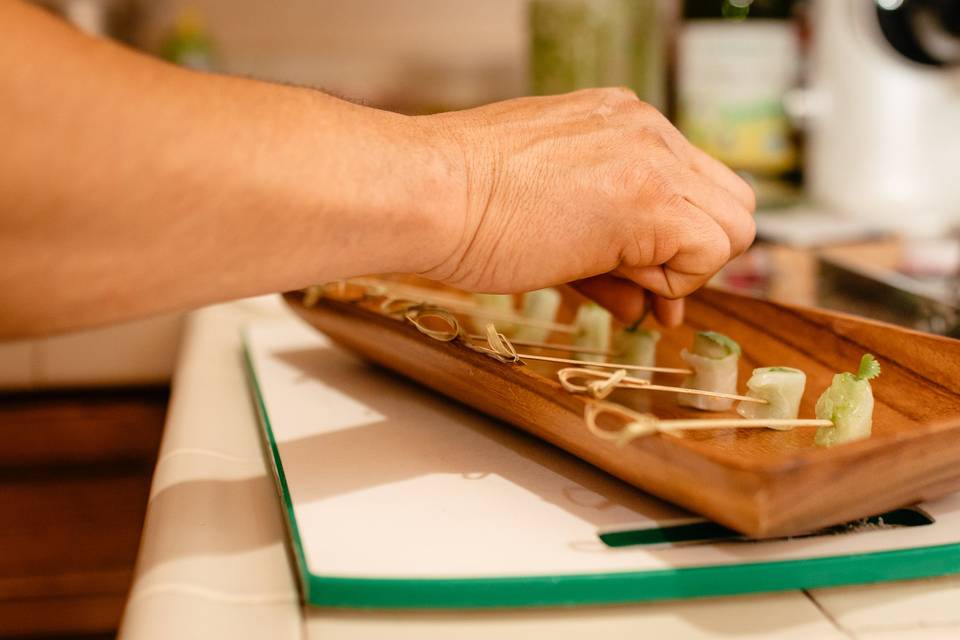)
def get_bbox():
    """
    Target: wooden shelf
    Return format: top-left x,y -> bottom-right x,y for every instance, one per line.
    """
0,388 -> 167,638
